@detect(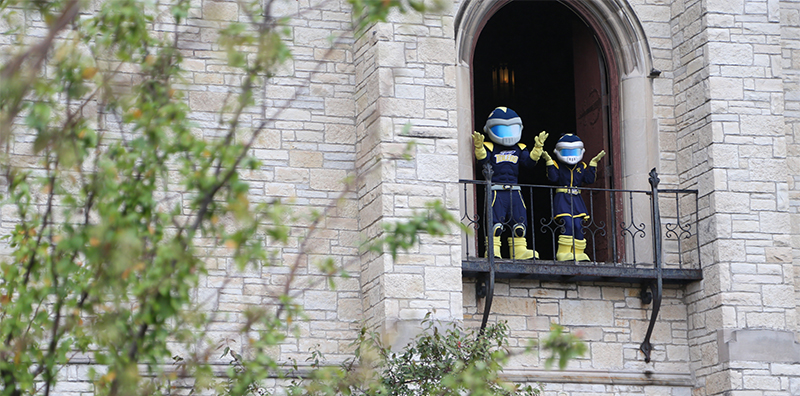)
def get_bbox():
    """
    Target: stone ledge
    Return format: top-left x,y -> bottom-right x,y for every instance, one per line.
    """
501,369 -> 694,387
717,328 -> 800,363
